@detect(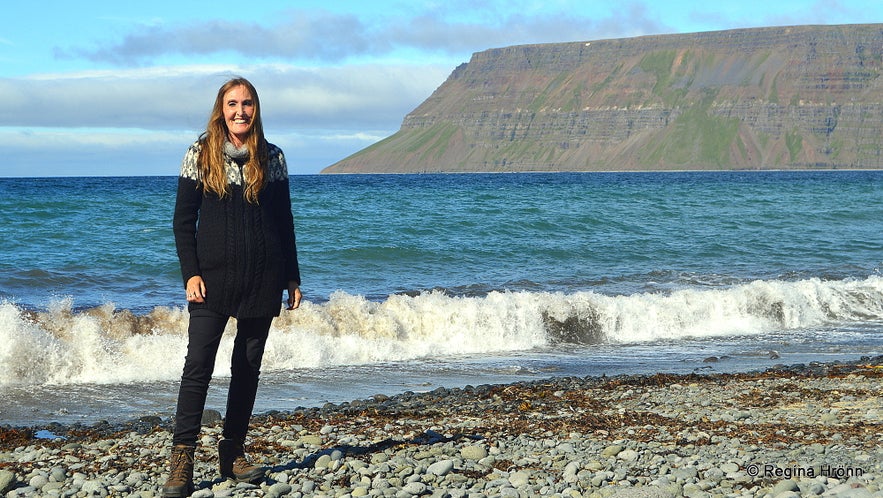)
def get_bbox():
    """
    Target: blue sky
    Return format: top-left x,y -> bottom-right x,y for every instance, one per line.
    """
2,0 -> 880,176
